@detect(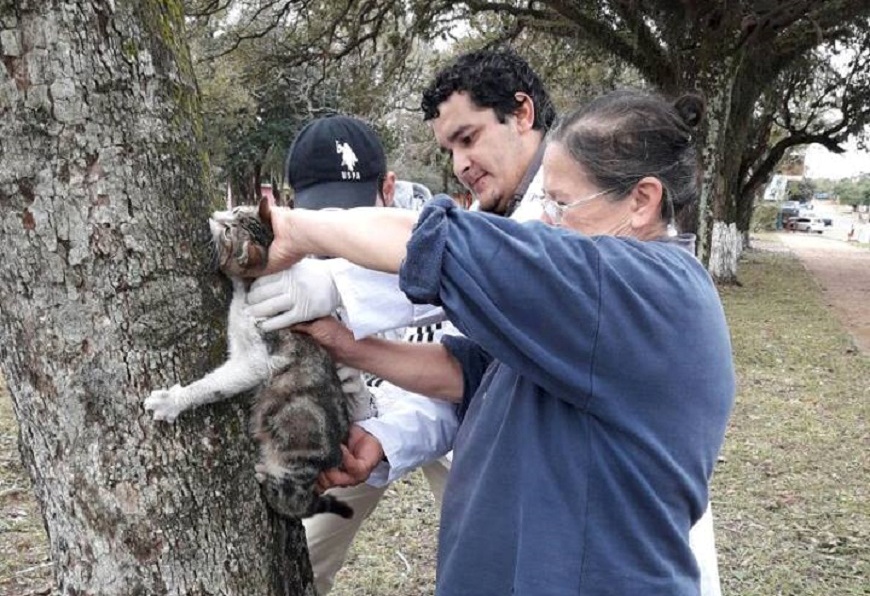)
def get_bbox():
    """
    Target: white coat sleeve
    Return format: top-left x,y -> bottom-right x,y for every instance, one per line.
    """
327,258 -> 444,339
357,385 -> 459,487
